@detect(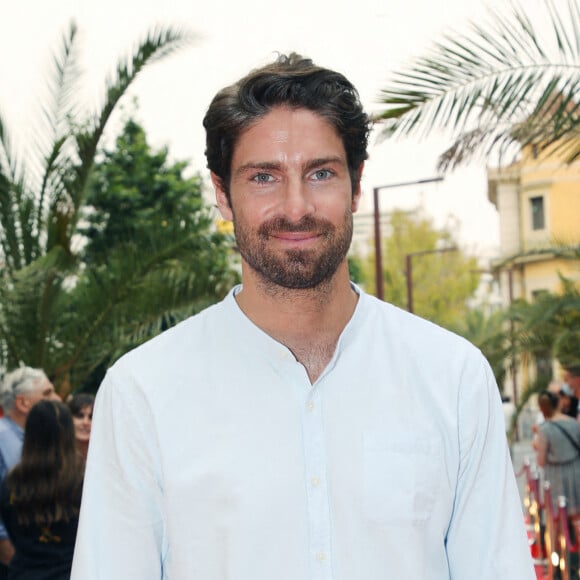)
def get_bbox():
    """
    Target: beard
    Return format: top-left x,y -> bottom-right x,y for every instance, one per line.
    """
233,211 -> 353,290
